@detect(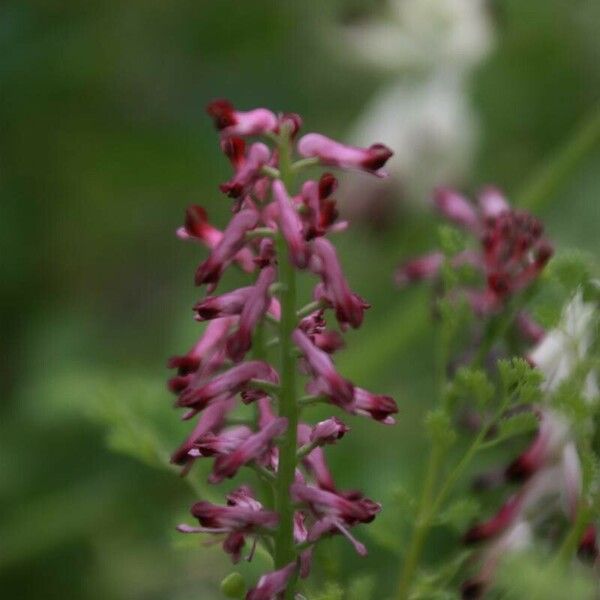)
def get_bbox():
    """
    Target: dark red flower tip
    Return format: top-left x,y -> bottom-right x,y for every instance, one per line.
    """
535,242 -> 554,266
361,143 -> 393,171
221,137 -> 246,167
278,112 -> 303,138
167,355 -> 201,375
578,525 -> 598,561
219,181 -> 244,198
318,173 -> 338,199
167,375 -> 192,394
194,261 -> 221,286
184,205 -> 210,238
488,272 -> 510,296
206,99 -> 237,130
505,454 -> 536,482
461,580 -> 485,599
